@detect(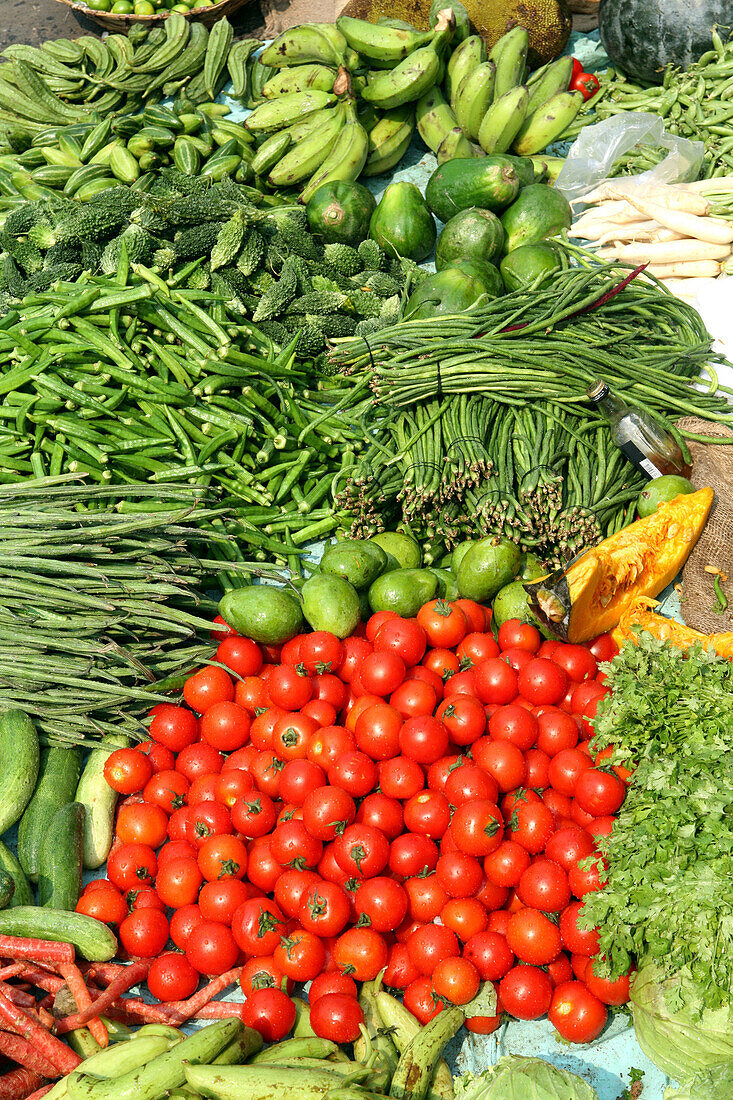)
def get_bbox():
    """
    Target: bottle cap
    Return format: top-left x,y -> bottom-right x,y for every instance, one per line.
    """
587,379 -> 609,402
